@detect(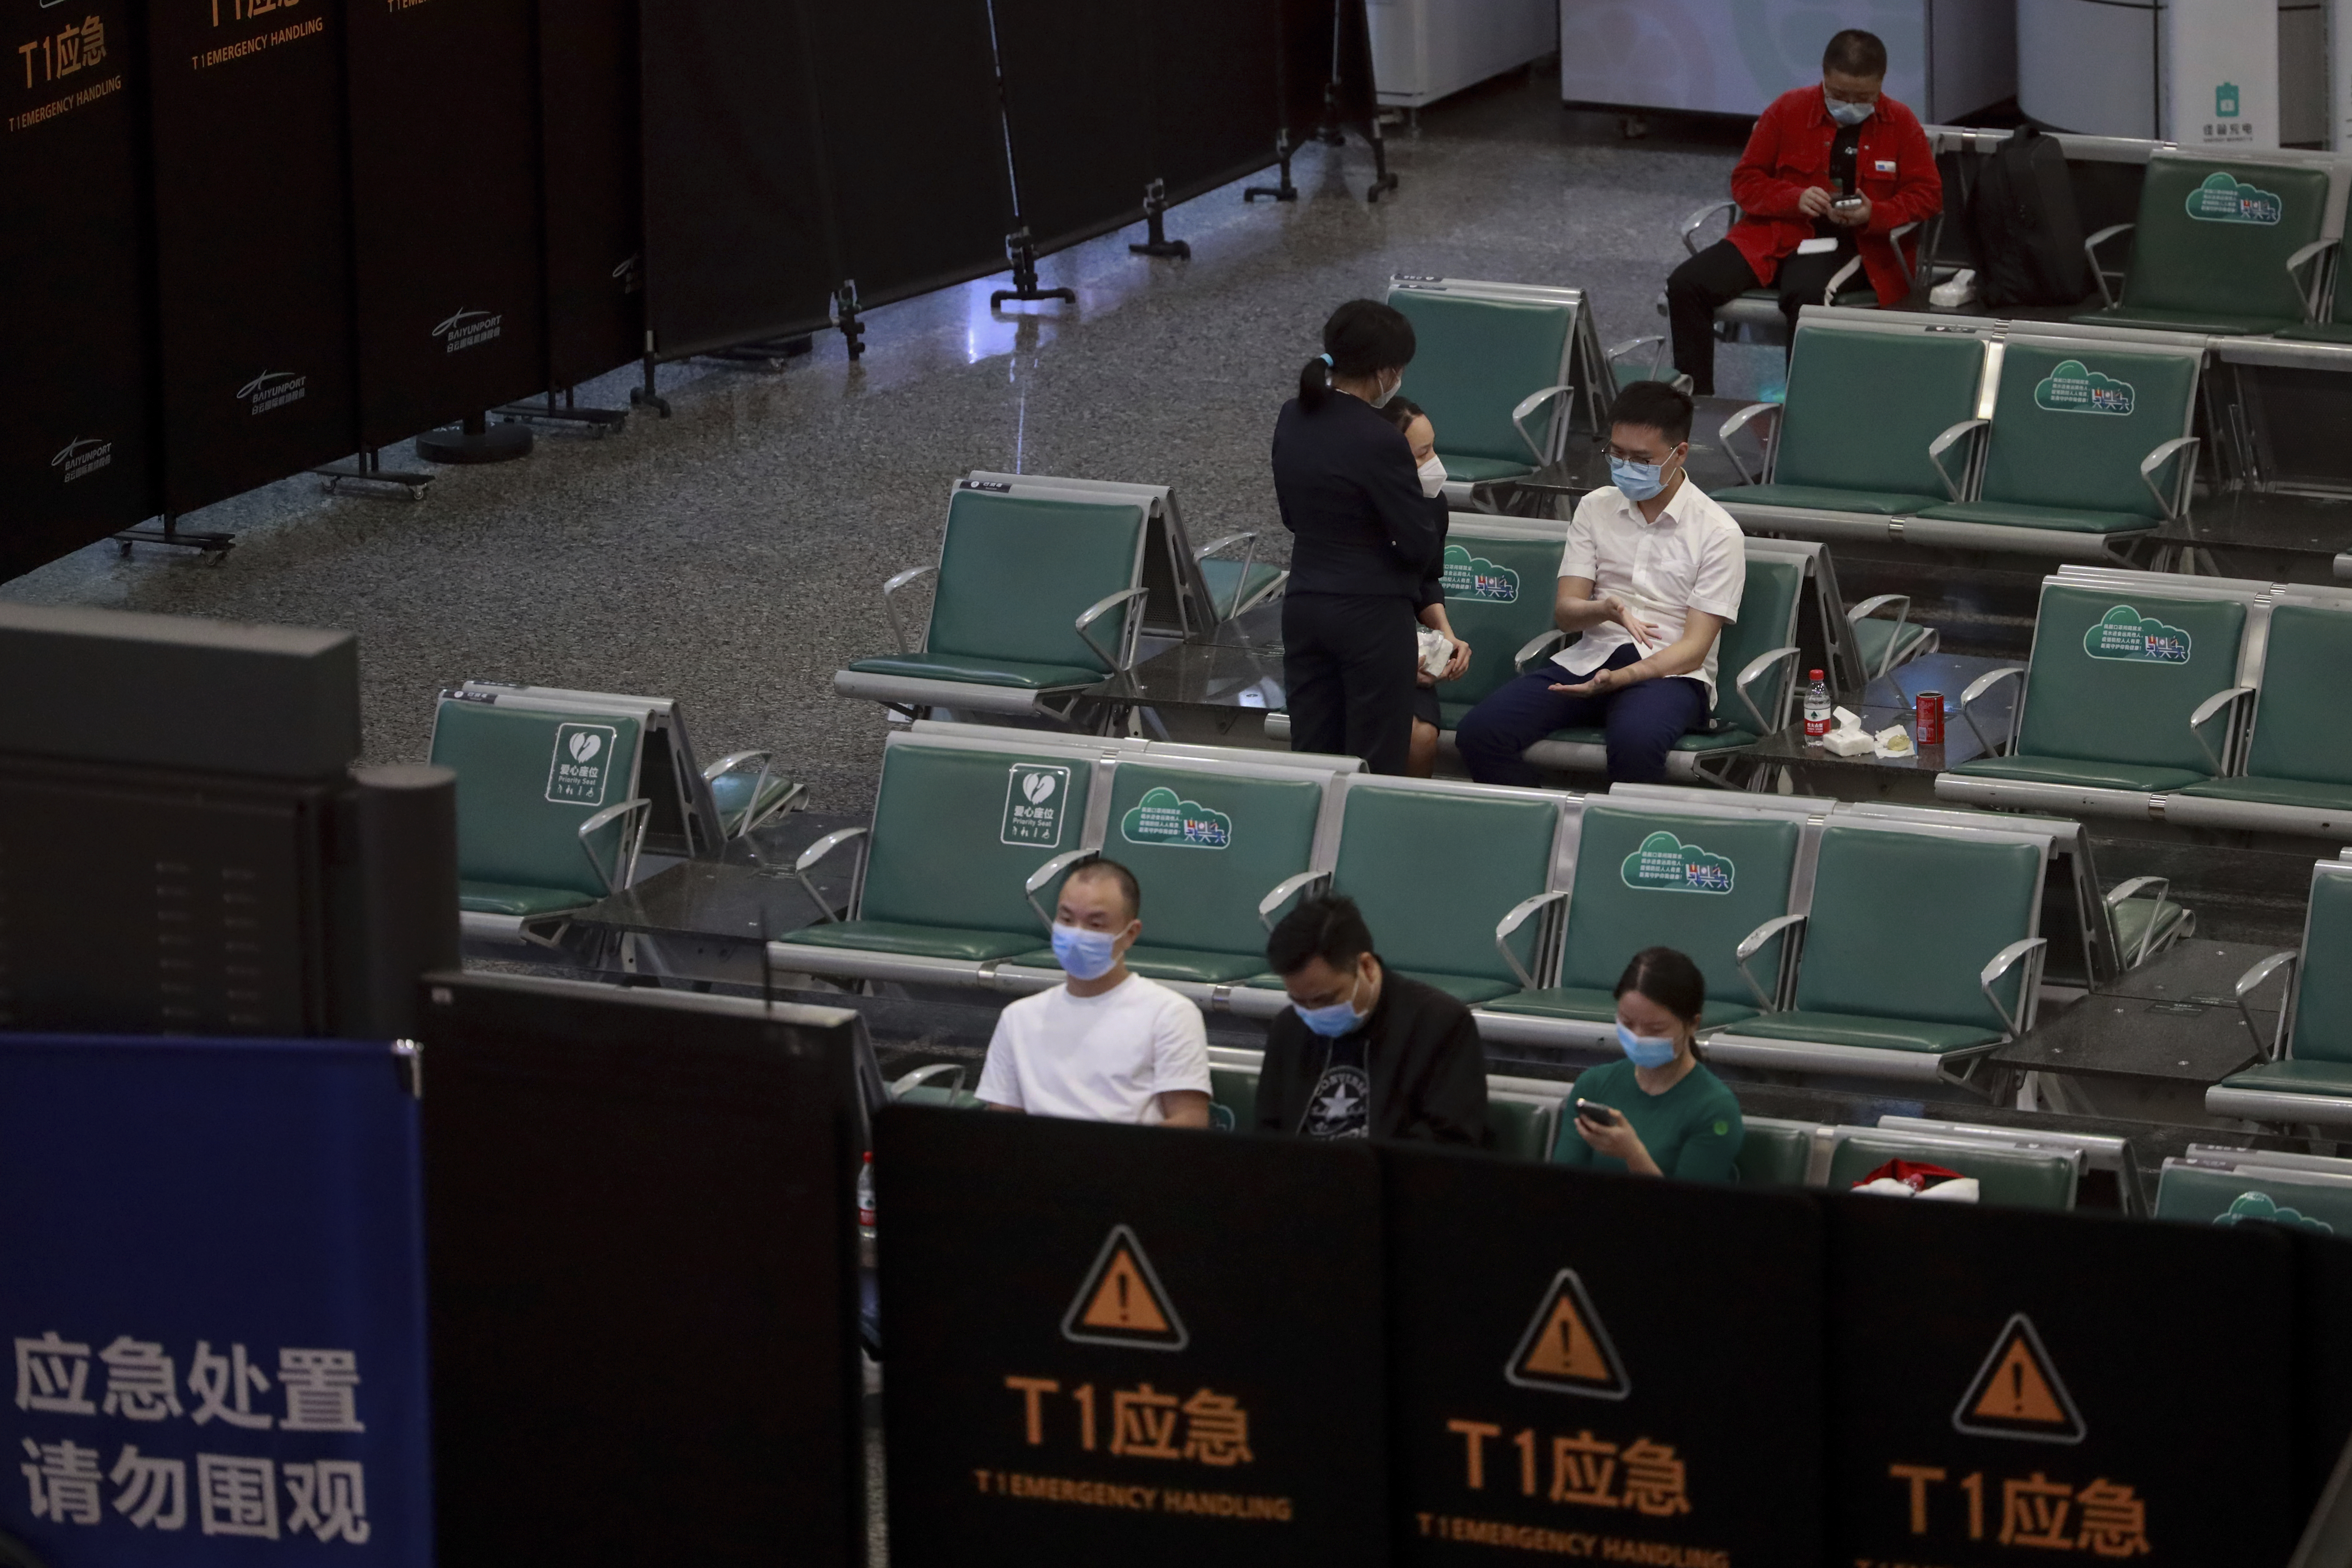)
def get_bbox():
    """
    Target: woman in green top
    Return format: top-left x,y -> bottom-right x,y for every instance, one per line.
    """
1554,947 -> 1745,1181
